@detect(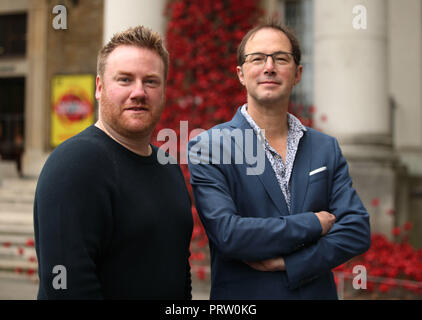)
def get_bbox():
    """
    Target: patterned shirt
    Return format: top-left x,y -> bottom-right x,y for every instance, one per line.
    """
241,104 -> 307,212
